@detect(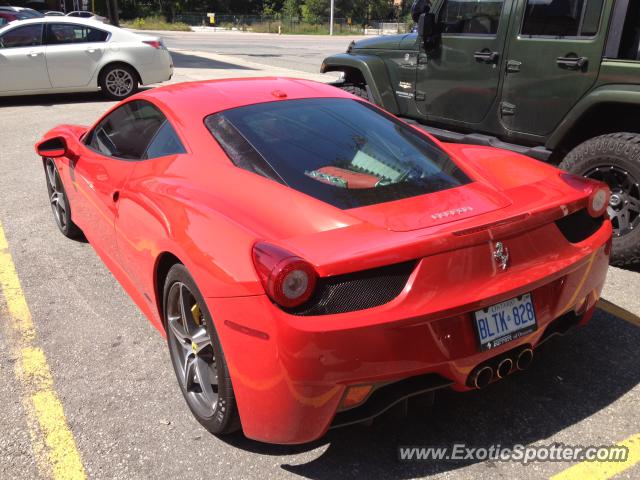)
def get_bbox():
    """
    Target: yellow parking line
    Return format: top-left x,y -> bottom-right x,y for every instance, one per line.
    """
551,433 -> 640,480
0,222 -> 86,480
598,299 -> 640,327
